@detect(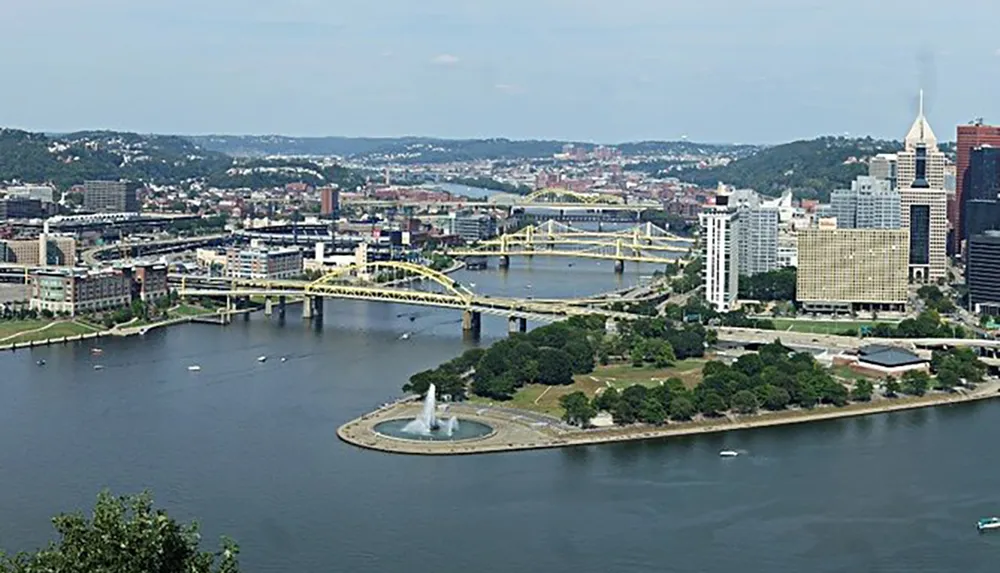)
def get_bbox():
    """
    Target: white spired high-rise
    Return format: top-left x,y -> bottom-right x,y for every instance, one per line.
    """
896,90 -> 949,283
700,185 -> 740,312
